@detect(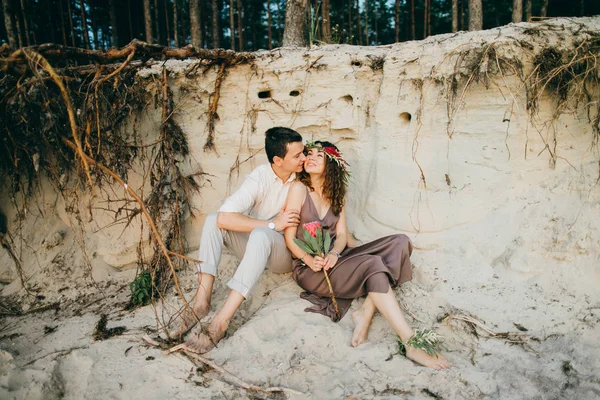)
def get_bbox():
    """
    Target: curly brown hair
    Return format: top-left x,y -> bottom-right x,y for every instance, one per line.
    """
298,141 -> 347,216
